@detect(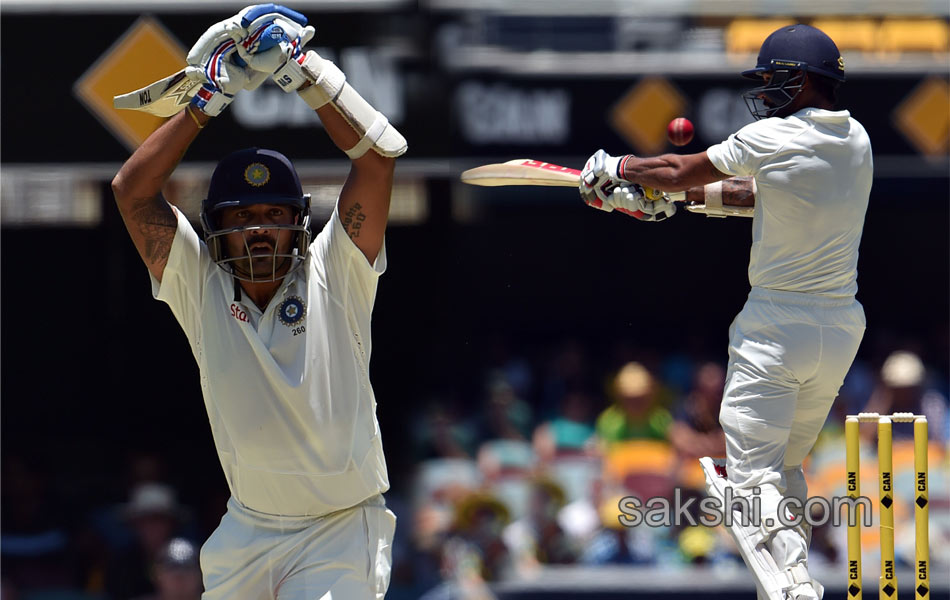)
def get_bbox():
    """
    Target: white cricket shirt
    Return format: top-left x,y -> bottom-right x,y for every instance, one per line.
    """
706,107 -> 873,296
151,207 -> 389,517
